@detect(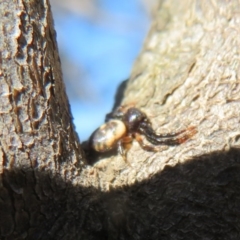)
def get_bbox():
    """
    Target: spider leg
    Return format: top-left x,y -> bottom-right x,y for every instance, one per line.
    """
140,125 -> 197,146
134,133 -> 168,152
117,135 -> 133,162
174,126 -> 197,144
106,103 -> 136,121
139,121 -> 190,139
